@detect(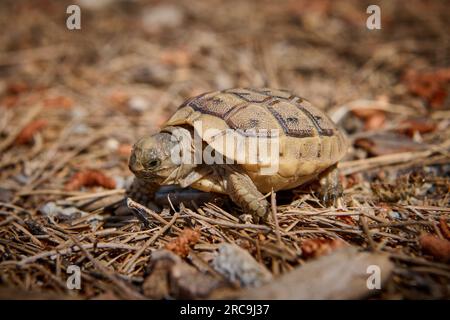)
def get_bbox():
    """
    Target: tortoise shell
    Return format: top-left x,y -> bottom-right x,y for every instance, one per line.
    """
165,88 -> 348,193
